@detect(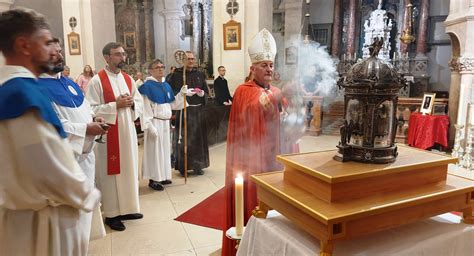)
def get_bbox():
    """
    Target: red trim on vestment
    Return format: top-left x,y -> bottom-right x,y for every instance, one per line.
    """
98,69 -> 132,175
